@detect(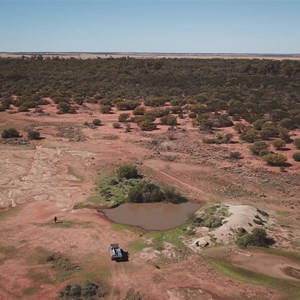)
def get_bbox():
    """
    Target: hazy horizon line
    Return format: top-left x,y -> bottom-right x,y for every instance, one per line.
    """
1,51 -> 300,56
